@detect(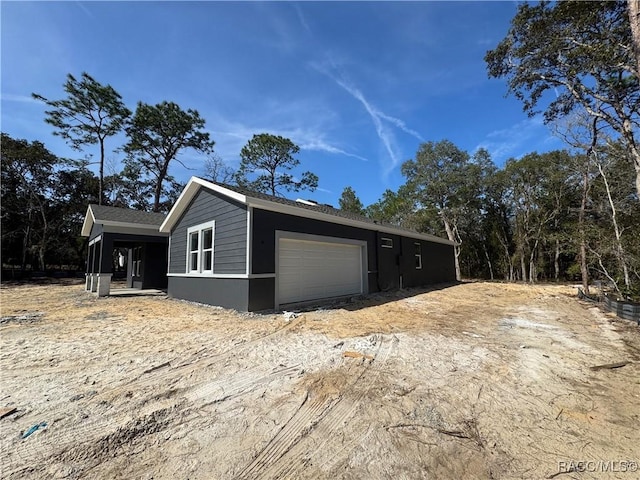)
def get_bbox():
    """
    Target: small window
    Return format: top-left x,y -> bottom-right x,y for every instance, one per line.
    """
186,221 -> 215,273
381,237 -> 393,248
414,242 -> 422,270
